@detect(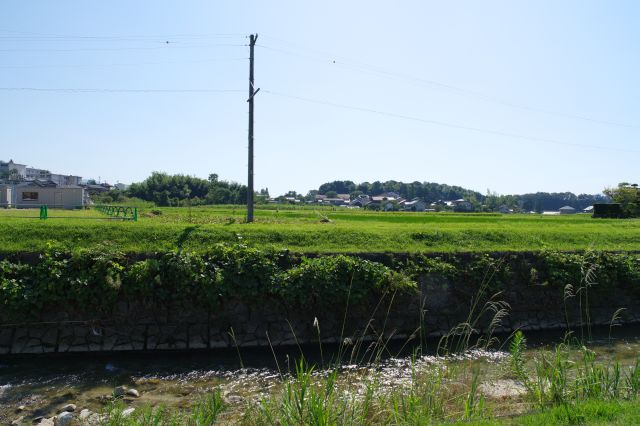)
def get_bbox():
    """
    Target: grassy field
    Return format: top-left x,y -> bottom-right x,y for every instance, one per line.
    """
1,205 -> 639,254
